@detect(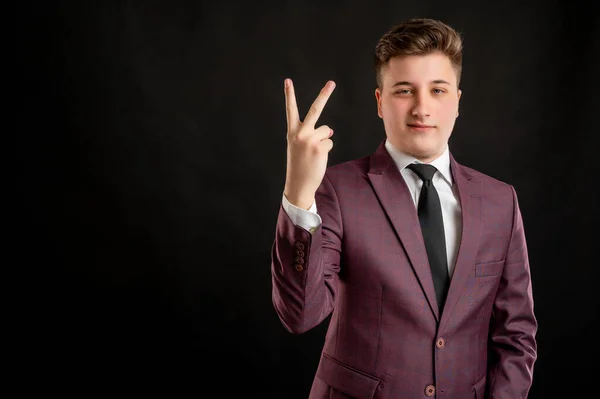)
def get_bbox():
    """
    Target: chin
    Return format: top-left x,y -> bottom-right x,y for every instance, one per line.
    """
406,144 -> 443,161
389,133 -> 445,159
